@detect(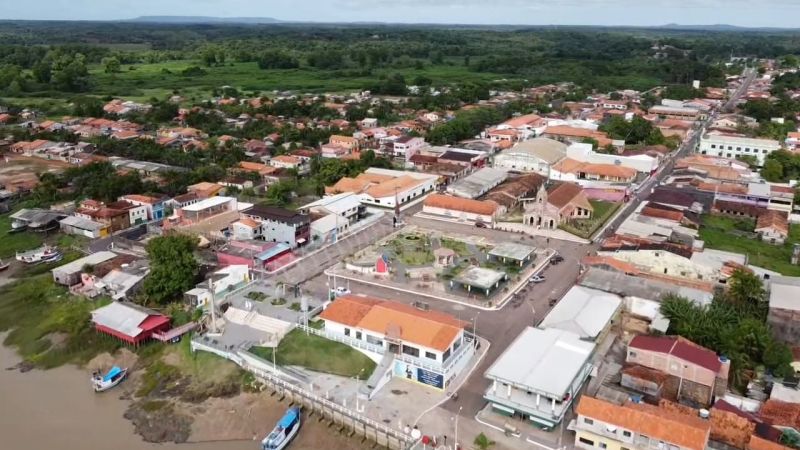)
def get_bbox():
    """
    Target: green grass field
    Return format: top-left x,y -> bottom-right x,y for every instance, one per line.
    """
0,214 -> 44,259
249,329 -> 376,378
0,274 -> 119,368
559,200 -> 621,239
11,60 -> 506,109
699,214 -> 800,276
